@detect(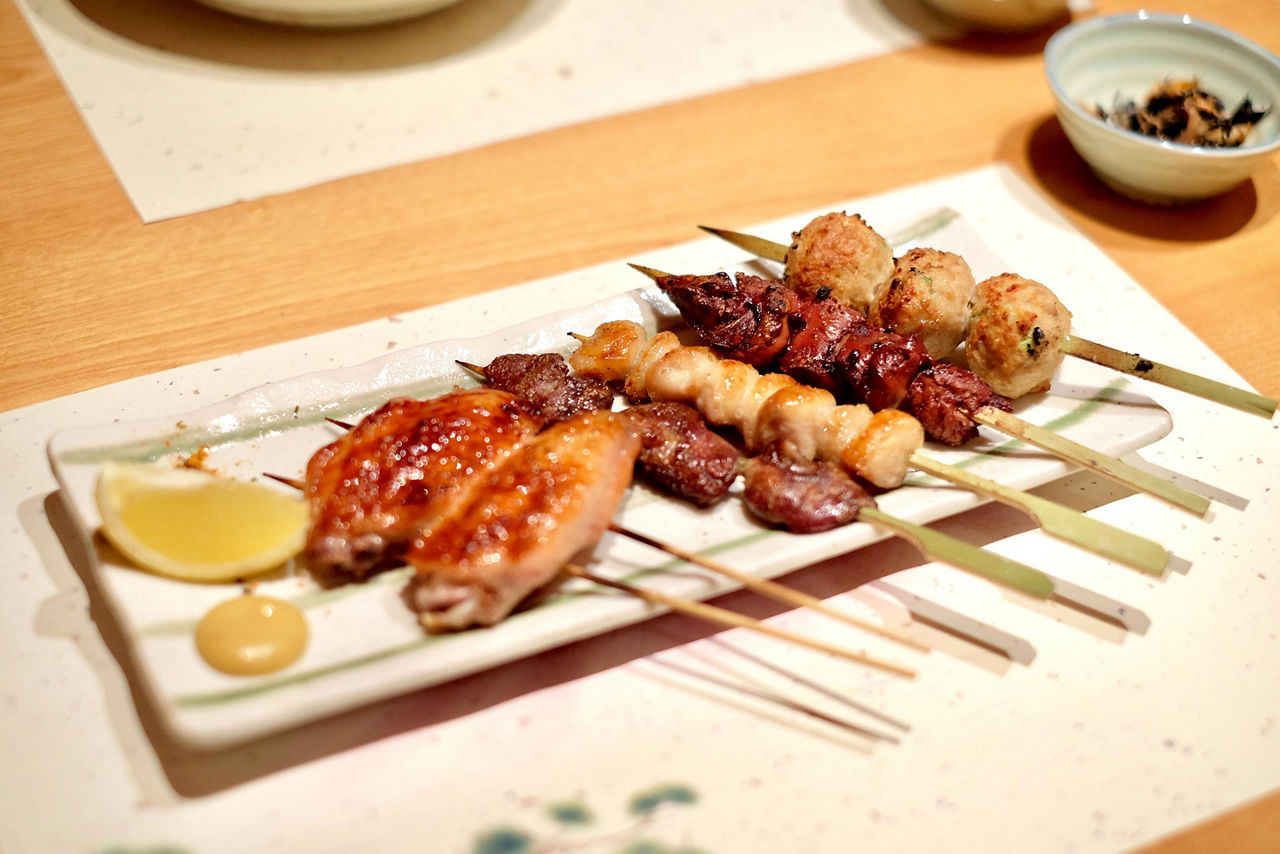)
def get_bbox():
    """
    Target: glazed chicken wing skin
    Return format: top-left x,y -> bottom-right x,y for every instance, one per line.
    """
304,389 -> 542,579
403,411 -> 641,632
